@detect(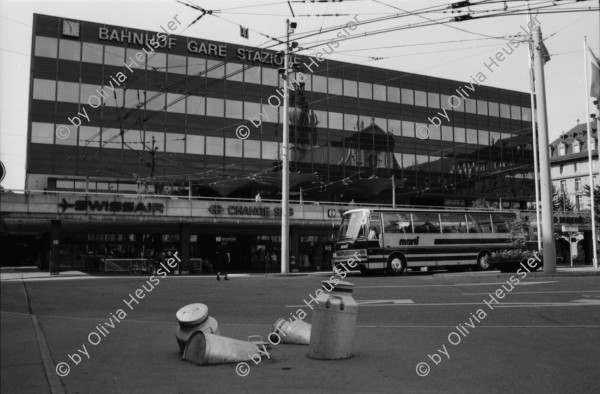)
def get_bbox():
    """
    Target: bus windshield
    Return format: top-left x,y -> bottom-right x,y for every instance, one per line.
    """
338,211 -> 367,241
